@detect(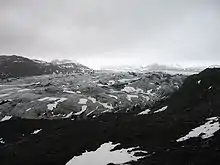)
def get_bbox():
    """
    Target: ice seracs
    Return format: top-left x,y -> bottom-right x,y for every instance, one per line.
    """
177,117 -> 220,142
66,142 -> 148,165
